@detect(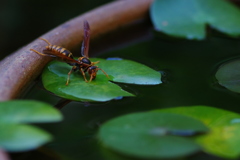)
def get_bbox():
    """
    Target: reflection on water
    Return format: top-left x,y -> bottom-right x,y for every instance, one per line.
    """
21,24 -> 240,160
